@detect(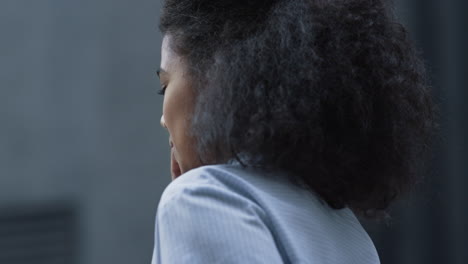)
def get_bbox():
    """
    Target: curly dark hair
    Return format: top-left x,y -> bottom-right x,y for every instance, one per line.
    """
159,0 -> 436,218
